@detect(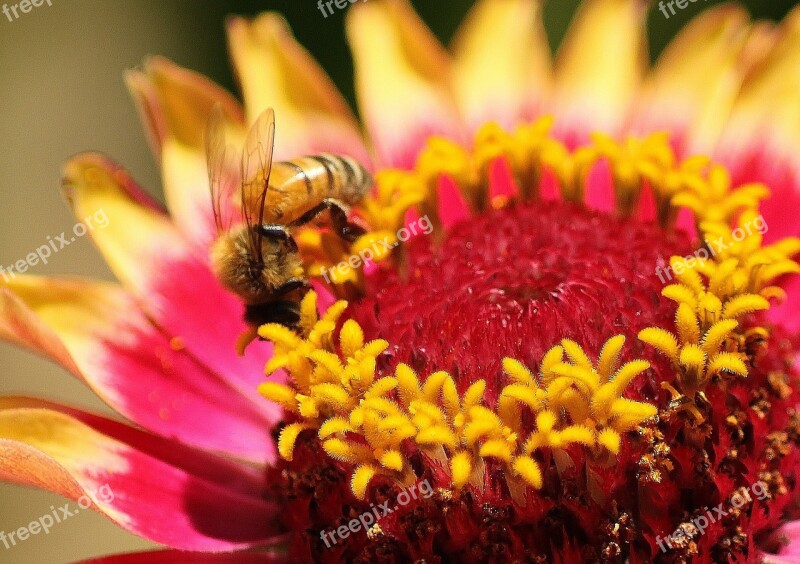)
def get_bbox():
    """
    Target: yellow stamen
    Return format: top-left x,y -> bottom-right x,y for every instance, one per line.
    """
260,309 -> 658,499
